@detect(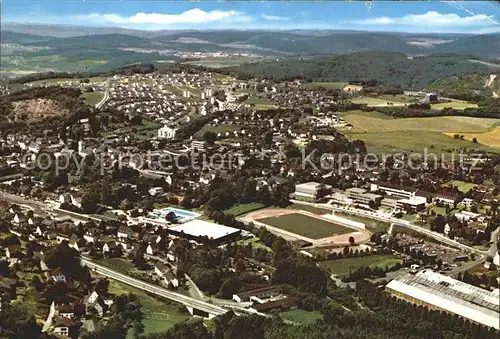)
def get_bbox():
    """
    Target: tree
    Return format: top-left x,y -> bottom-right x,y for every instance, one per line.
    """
348,236 -> 355,245
472,137 -> 478,143
165,211 -> 178,224
0,303 -> 41,339
203,131 -> 217,145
